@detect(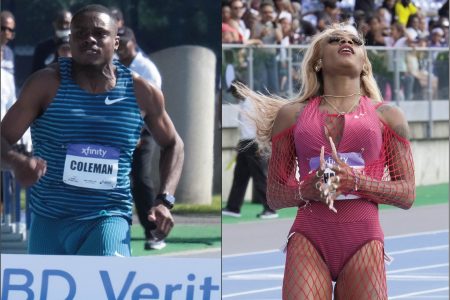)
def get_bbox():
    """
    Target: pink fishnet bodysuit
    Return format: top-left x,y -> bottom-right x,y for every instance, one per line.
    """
268,95 -> 414,298
291,96 -> 384,280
